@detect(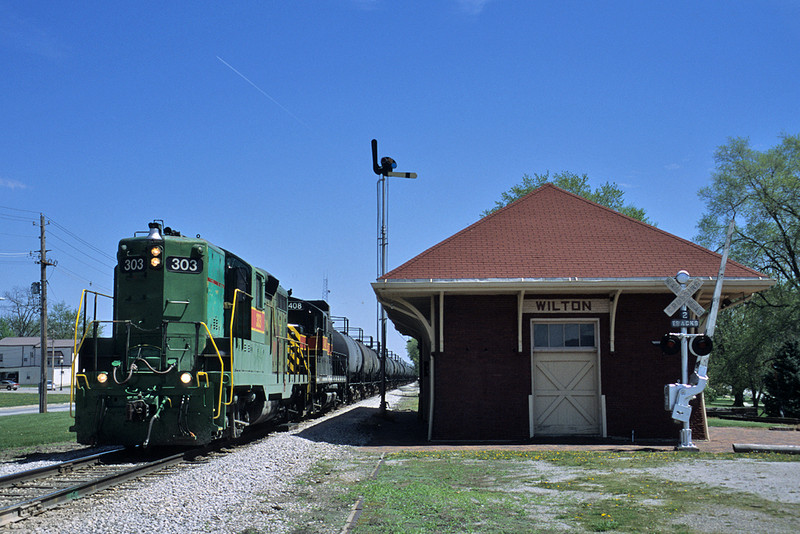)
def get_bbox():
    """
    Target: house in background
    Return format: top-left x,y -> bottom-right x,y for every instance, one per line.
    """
373,184 -> 773,442
0,337 -> 76,389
